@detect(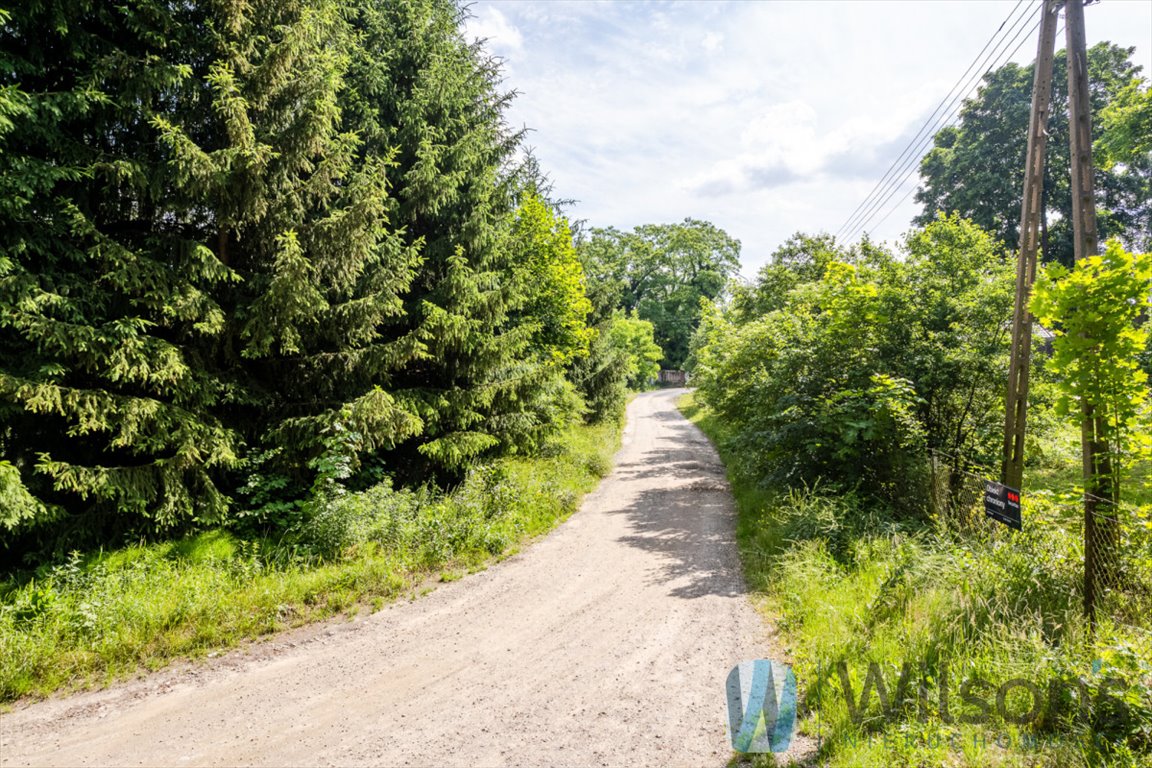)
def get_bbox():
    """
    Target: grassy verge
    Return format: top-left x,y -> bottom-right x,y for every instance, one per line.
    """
681,392 -> 1152,768
0,417 -> 622,704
